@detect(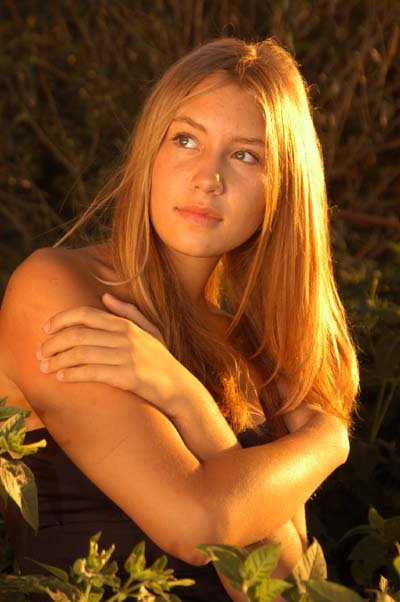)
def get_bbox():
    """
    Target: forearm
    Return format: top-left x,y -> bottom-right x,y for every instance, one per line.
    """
173,382 -> 311,561
169,375 -> 347,545
171,377 -> 241,459
191,411 -> 348,546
